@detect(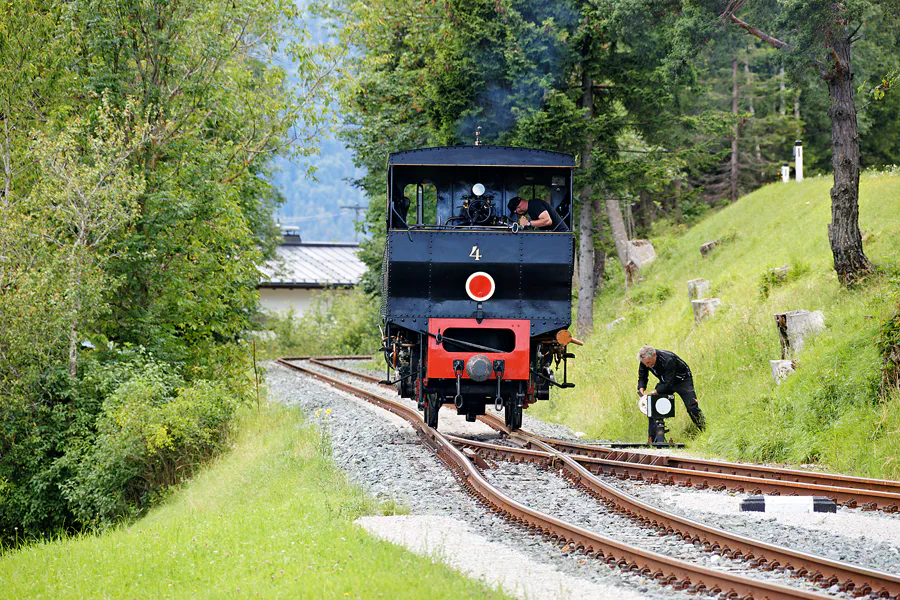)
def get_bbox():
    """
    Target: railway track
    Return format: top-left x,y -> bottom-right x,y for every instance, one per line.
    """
277,356 -> 900,600
303,355 -> 900,513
